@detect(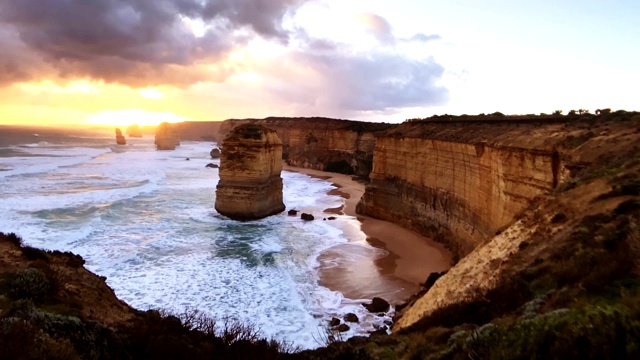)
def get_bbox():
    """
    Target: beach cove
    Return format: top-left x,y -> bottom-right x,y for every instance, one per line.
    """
284,165 -> 452,305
